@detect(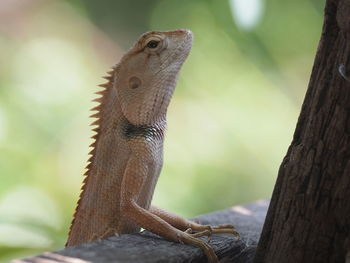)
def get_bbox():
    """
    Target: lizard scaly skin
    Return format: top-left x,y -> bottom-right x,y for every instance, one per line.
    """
66,29 -> 239,263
